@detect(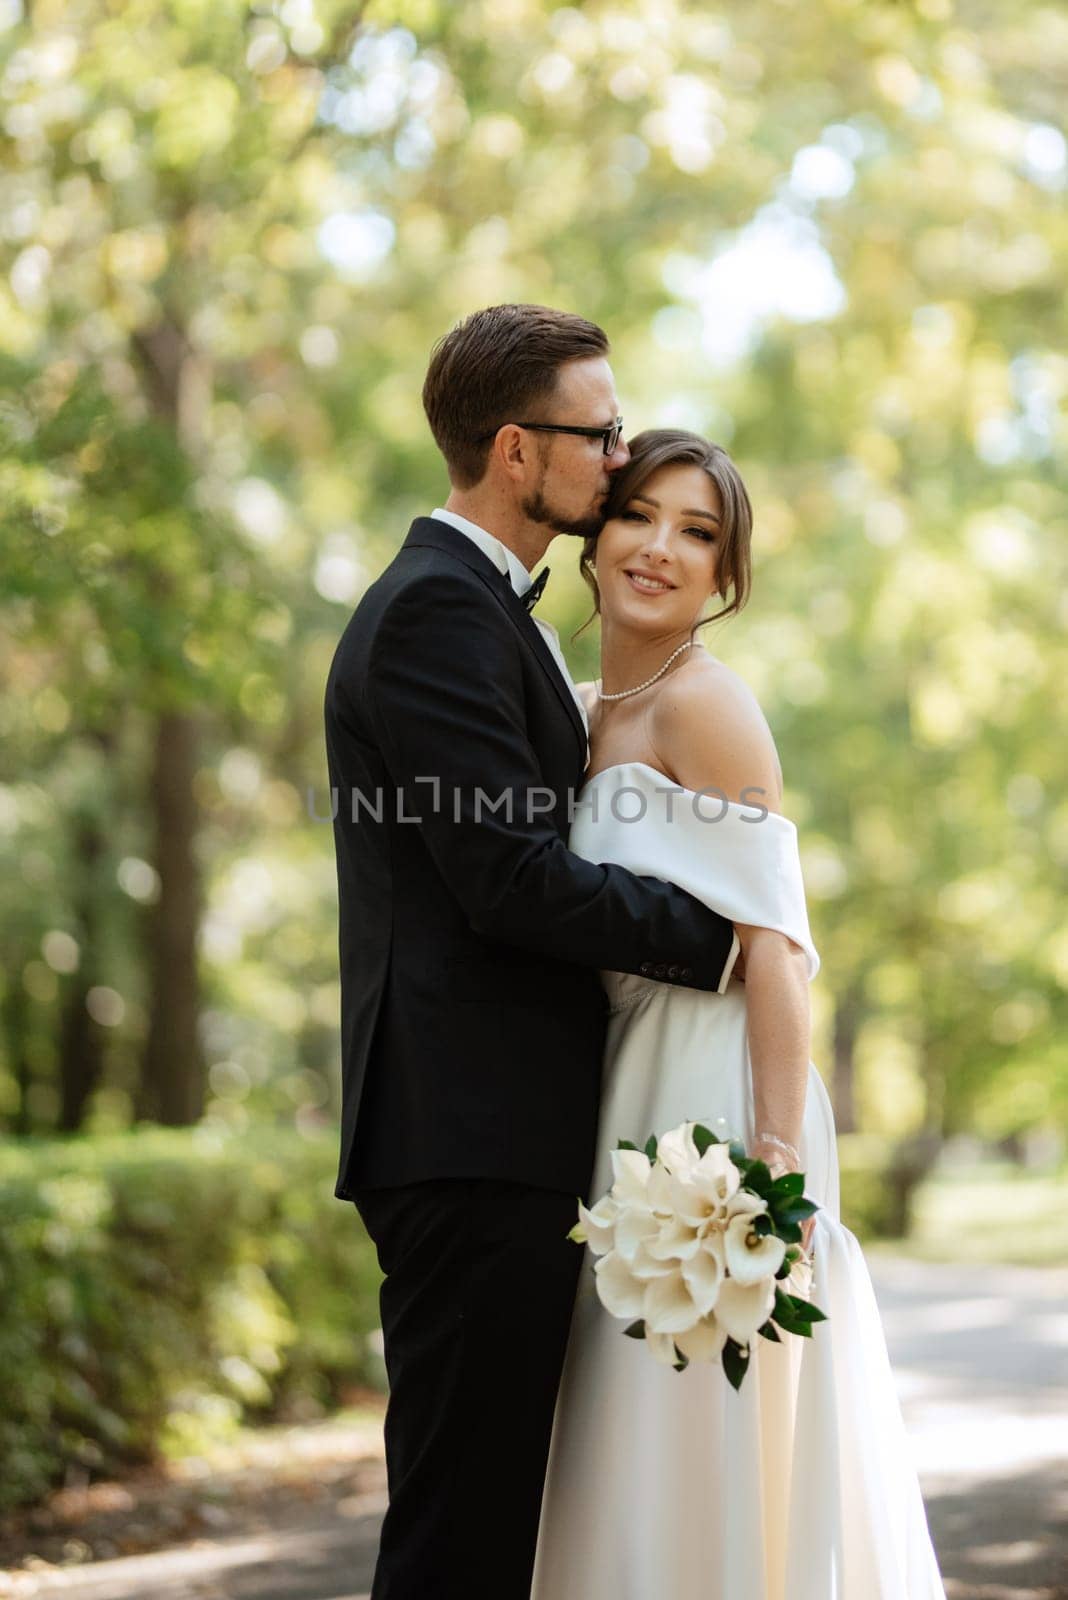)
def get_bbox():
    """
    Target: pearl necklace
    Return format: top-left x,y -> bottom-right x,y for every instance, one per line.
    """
597,639 -> 693,701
